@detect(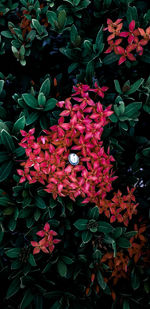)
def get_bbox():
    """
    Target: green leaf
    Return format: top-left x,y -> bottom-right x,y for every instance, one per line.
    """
47,11 -> 57,28
74,219 -> 88,231
125,78 -> 144,95
6,277 -> 20,299
118,237 -> 131,248
95,25 -> 104,54
109,113 -> 118,123
22,93 -> 38,109
20,289 -> 34,309
97,221 -> 114,233
28,253 -> 37,267
0,161 -> 14,182
93,249 -> 102,260
0,80 -> 4,94
34,208 -> 41,221
0,195 -> 10,206
38,92 -> 46,107
103,53 -> 119,65
44,98 -> 57,111
97,270 -> 106,290
131,268 -> 140,290
82,230 -> 92,243
12,116 -> 25,134
142,147 -> 150,157
123,300 -> 130,309
32,19 -> 44,35
5,248 -> 20,258
1,129 -> 15,152
57,10 -> 67,29
62,256 -> 74,264
112,227 -> 122,239
70,24 -> 78,44
114,80 -> 122,94
35,196 -> 46,209
88,206 -> 99,219
124,102 -> 142,119
0,151 -> 9,163
34,295 -> 43,309
1,30 -> 13,38
8,218 -> 16,231
86,60 -> 95,83
57,260 -> 67,277
26,111 -> 39,125
40,78 -> 51,97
